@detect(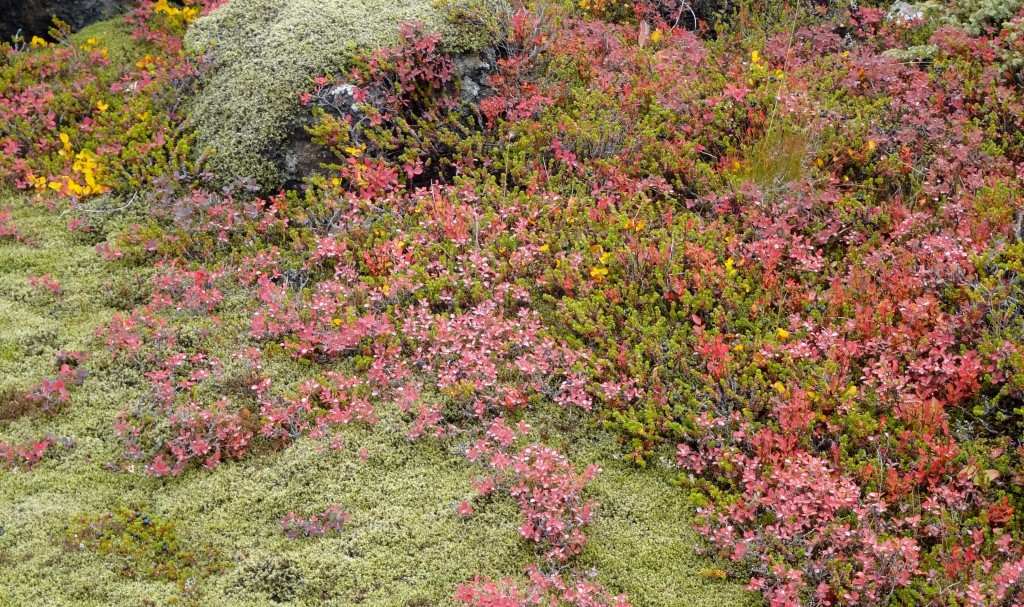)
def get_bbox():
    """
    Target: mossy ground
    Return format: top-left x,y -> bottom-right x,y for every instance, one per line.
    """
0,188 -> 756,605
